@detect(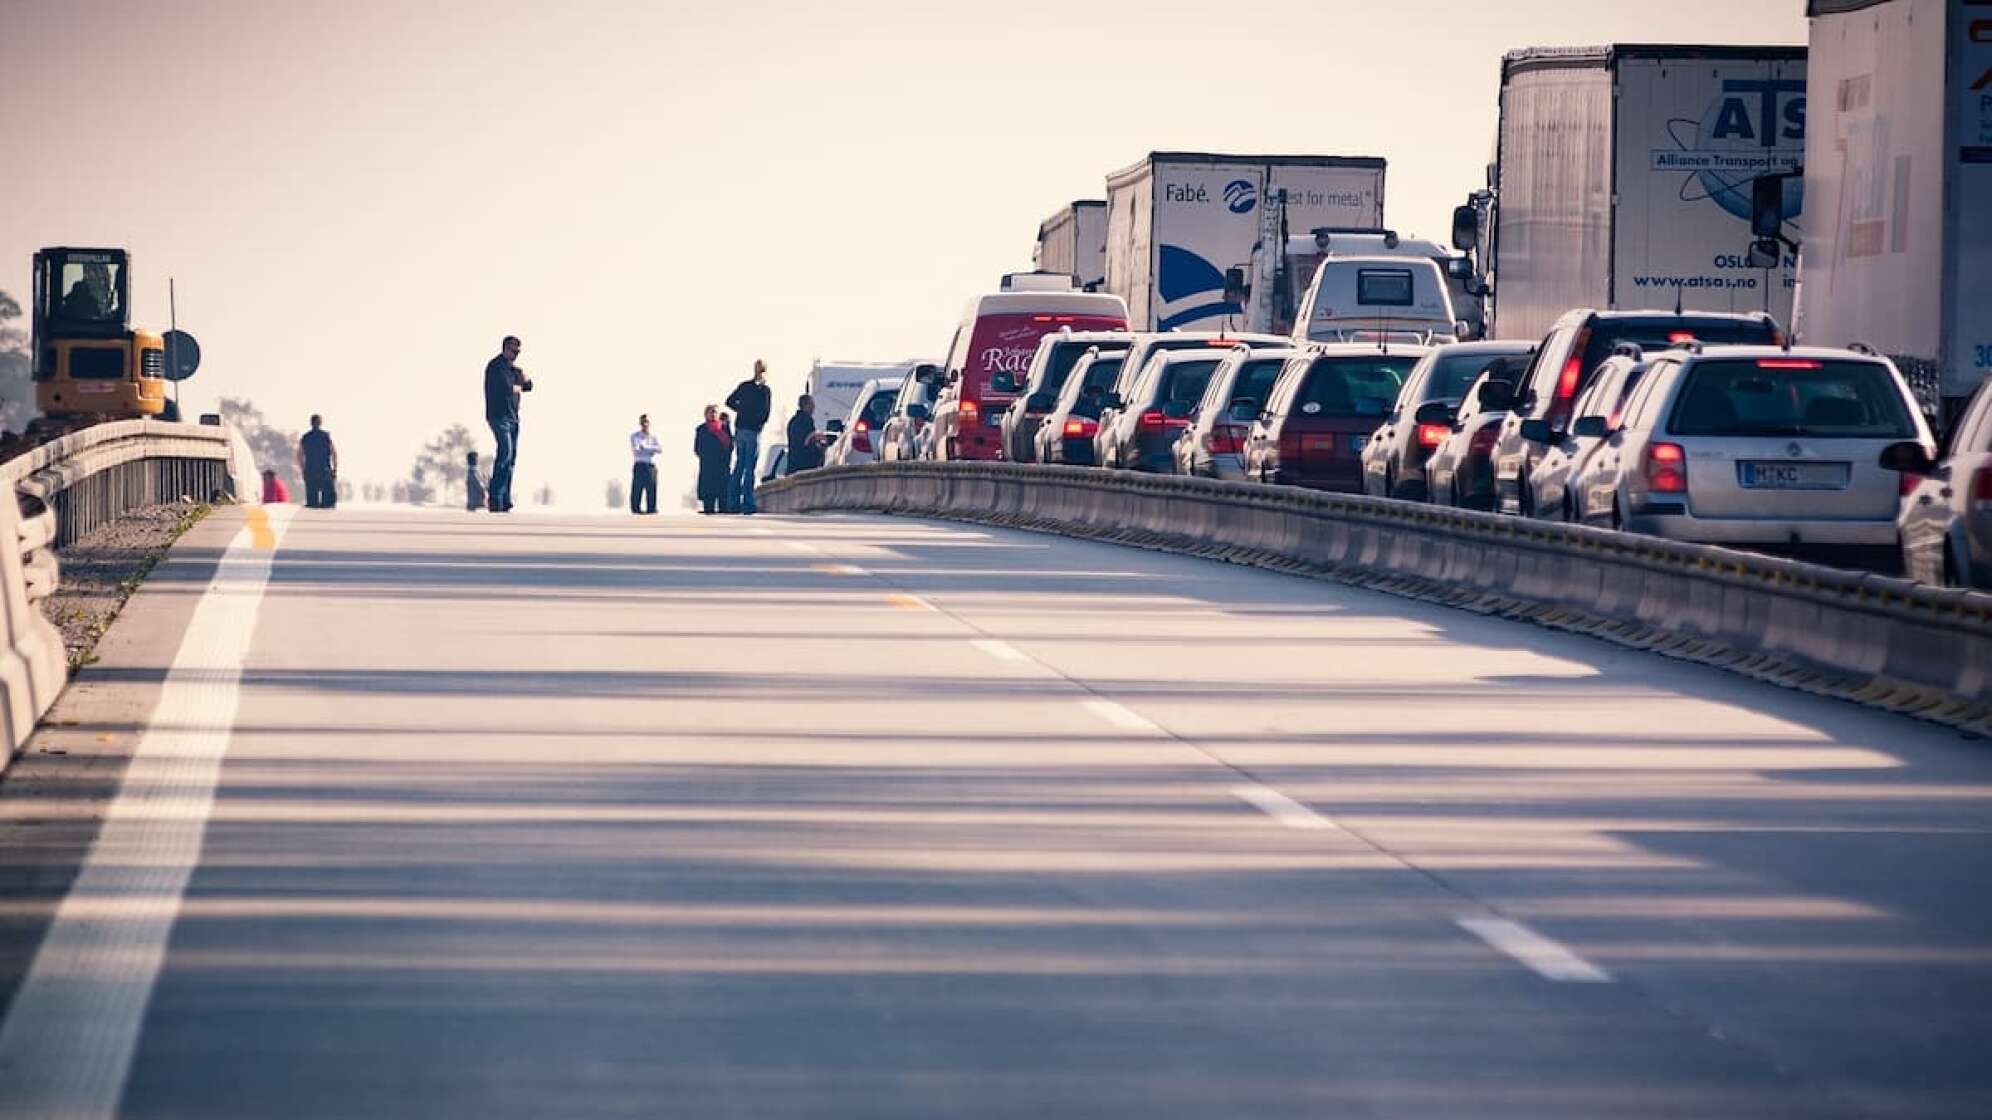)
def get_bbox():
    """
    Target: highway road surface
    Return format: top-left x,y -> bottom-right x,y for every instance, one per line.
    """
1,505 -> 1989,1118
